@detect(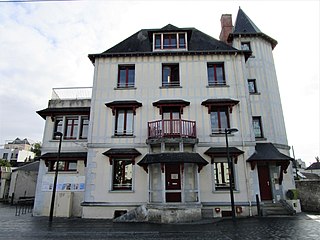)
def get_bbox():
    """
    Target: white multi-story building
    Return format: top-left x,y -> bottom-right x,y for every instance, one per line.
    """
34,8 -> 299,222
